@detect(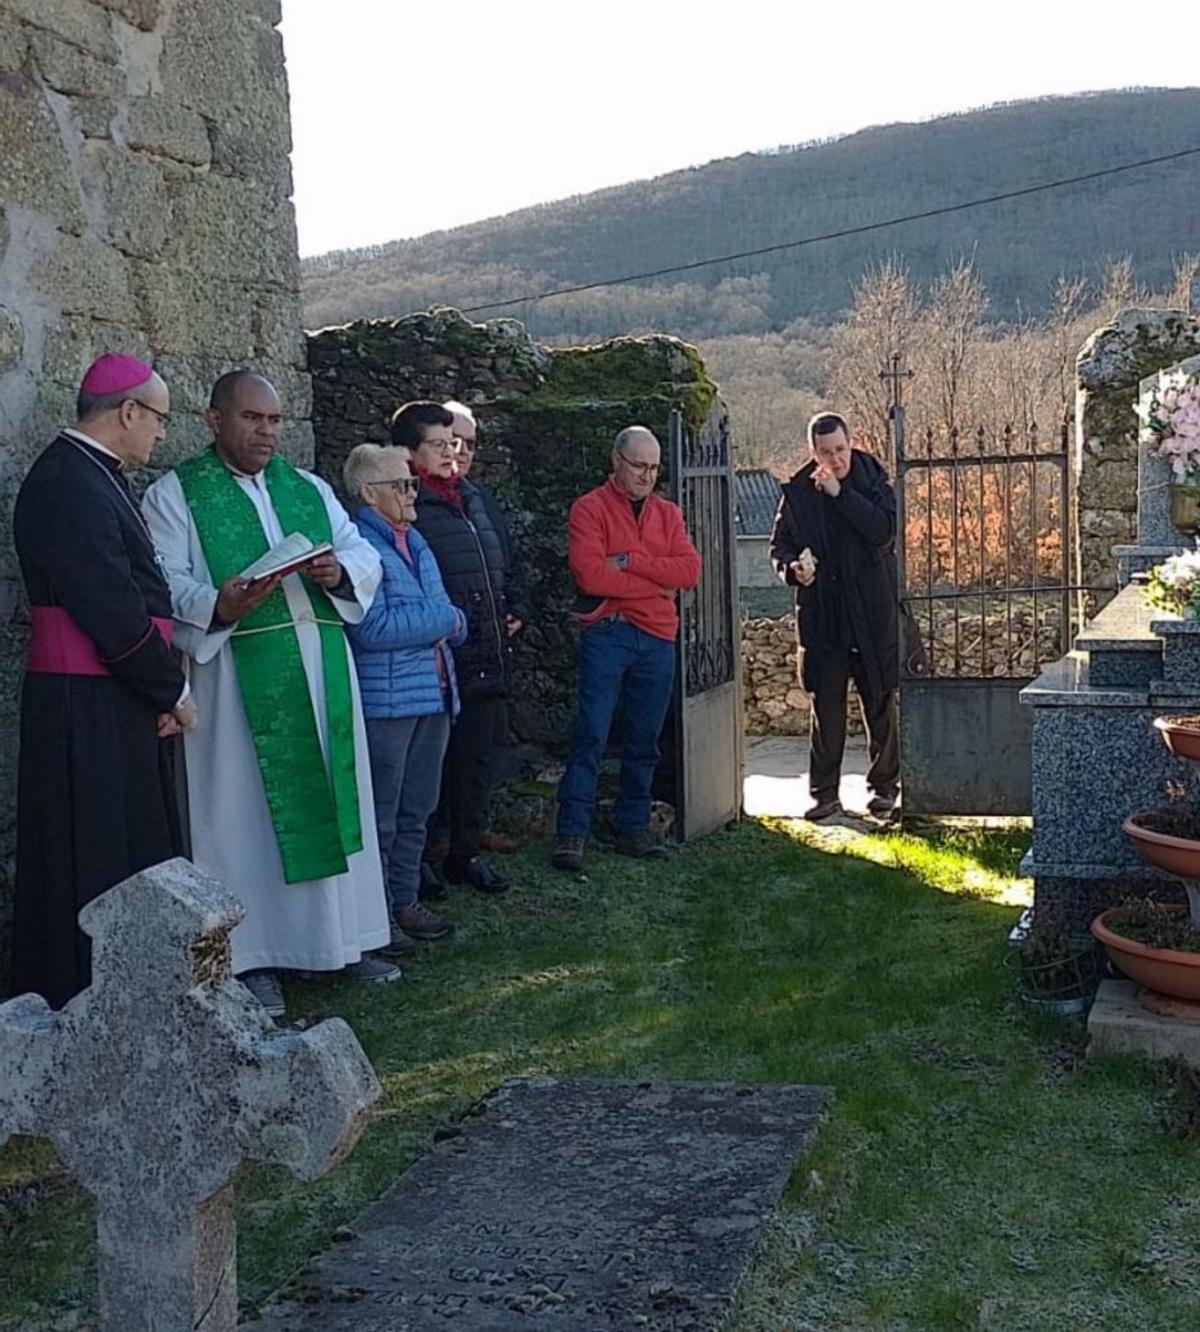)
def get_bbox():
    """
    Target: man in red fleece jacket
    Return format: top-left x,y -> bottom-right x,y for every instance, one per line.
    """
553,426 -> 701,871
